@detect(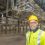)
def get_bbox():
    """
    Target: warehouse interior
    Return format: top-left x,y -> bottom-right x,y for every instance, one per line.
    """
0,0 -> 45,45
